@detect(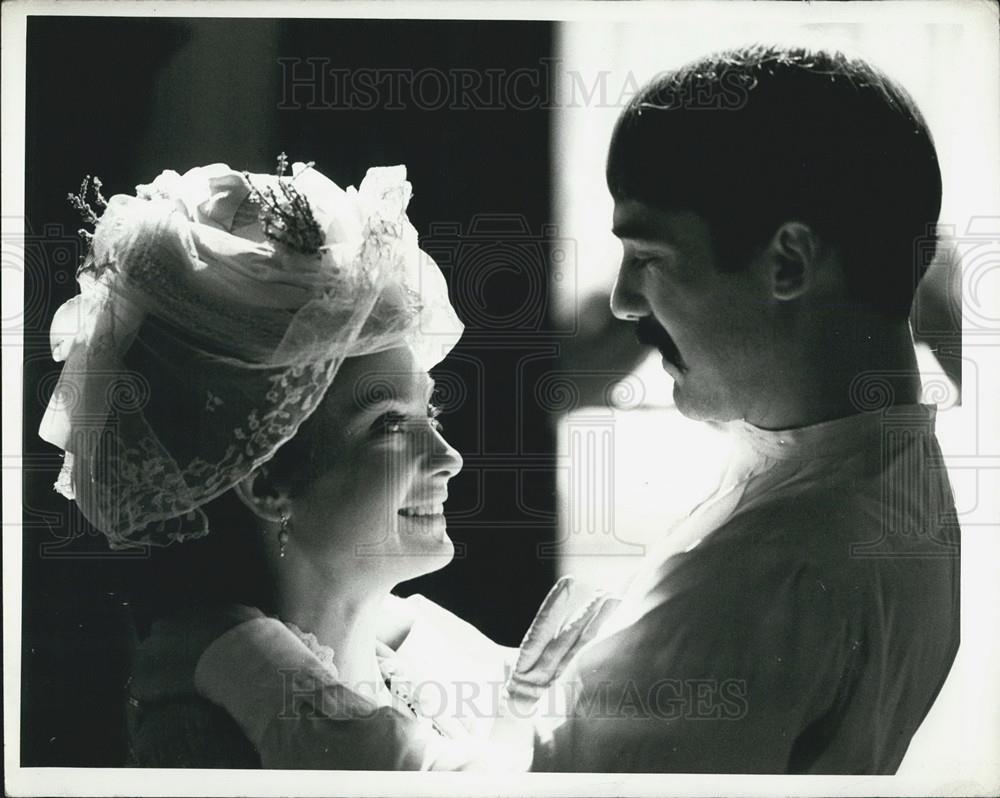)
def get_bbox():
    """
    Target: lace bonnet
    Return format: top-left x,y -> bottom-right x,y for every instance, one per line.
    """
39,157 -> 464,548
